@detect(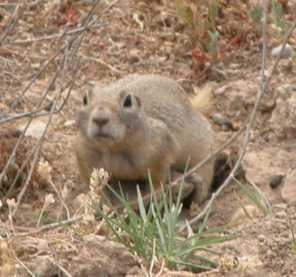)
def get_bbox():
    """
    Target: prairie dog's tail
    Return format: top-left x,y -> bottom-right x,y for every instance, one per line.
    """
190,83 -> 215,117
